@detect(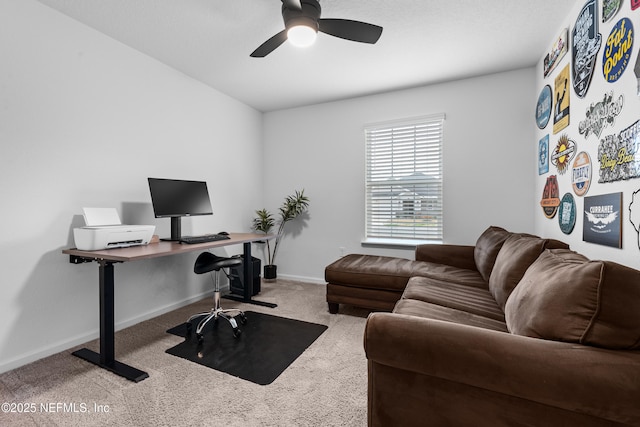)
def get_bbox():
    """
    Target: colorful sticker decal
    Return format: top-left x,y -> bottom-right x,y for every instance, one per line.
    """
541,175 -> 560,219
554,64 -> 571,134
632,0 -> 640,11
603,17 -> 634,83
572,0 -> 602,98
572,151 -> 592,196
628,189 -> 640,250
603,0 -> 623,22
559,193 -> 577,234
551,134 -> 576,174
539,135 -> 549,175
598,119 -> 640,183
584,192 -> 622,248
536,85 -> 552,129
578,91 -> 624,140
634,49 -> 640,95
544,28 -> 569,78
